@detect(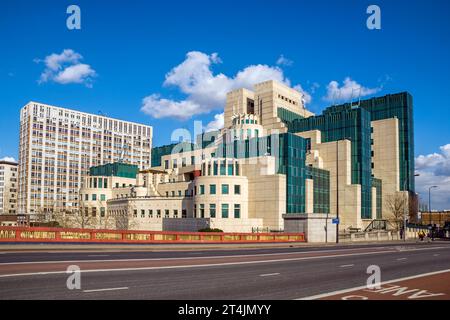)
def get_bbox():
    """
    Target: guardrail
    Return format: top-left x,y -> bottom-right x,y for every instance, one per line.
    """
0,226 -> 305,244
